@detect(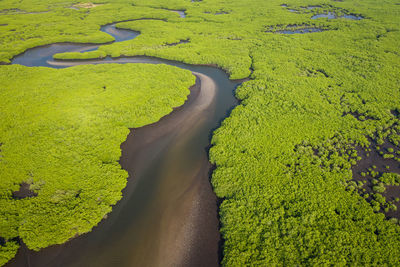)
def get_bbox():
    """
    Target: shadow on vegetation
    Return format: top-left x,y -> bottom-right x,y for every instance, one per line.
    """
164,39 -> 190,46
266,24 -> 329,34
